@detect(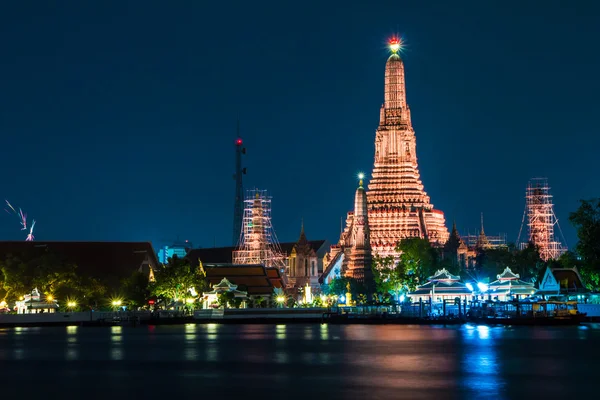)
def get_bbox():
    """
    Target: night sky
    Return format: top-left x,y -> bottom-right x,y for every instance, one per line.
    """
1,1 -> 598,251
